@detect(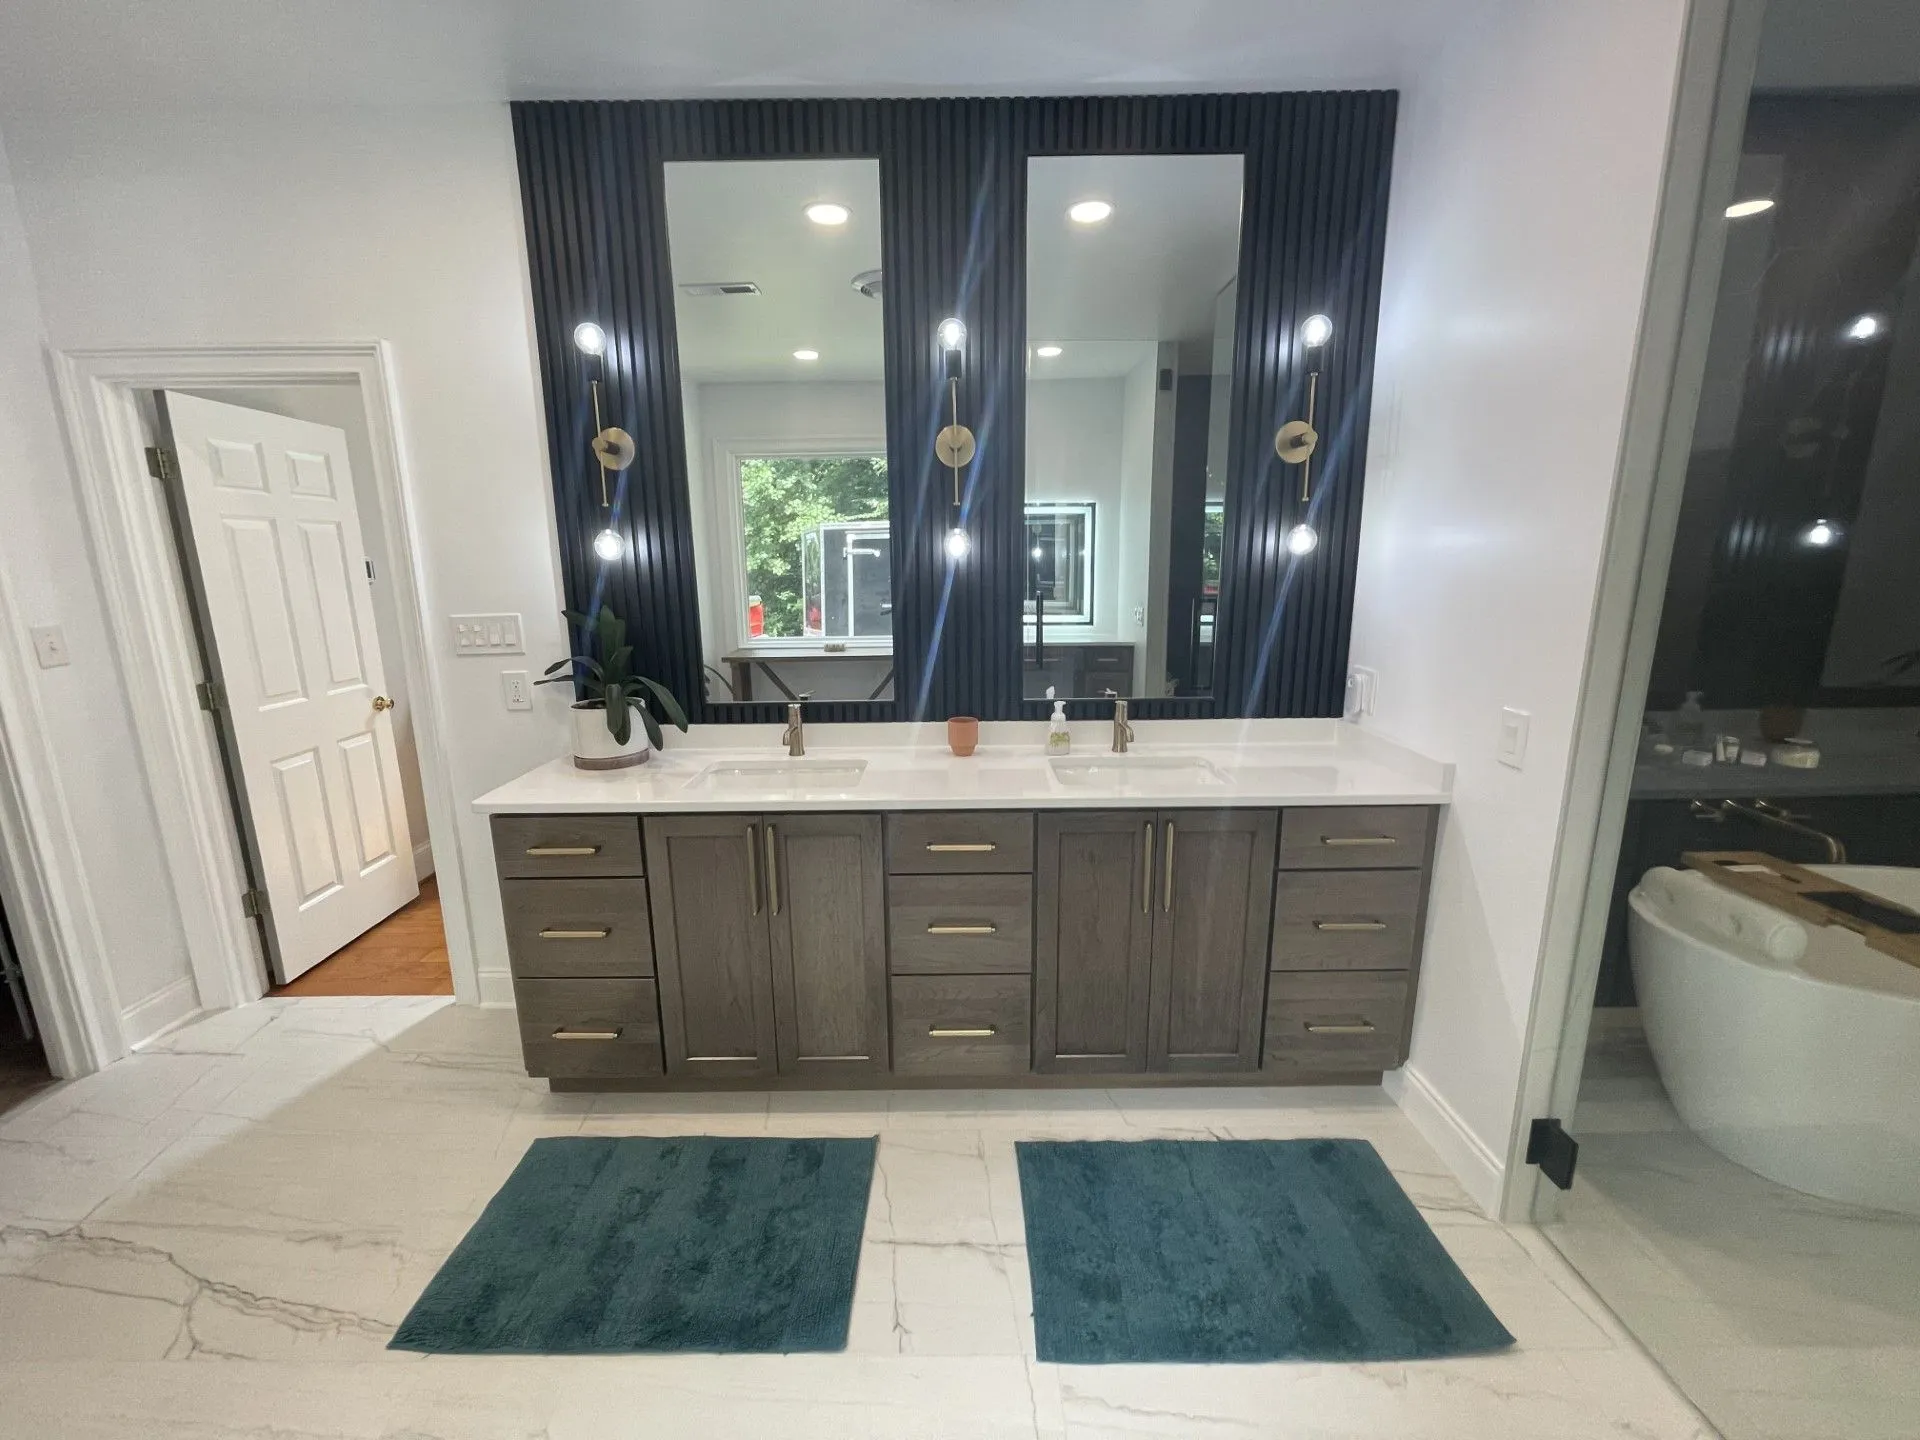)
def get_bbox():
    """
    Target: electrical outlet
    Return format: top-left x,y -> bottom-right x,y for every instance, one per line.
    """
502,670 -> 533,711
1498,706 -> 1531,769
1132,605 -> 1146,628
451,613 -> 524,655
29,626 -> 70,668
1346,665 -> 1378,718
